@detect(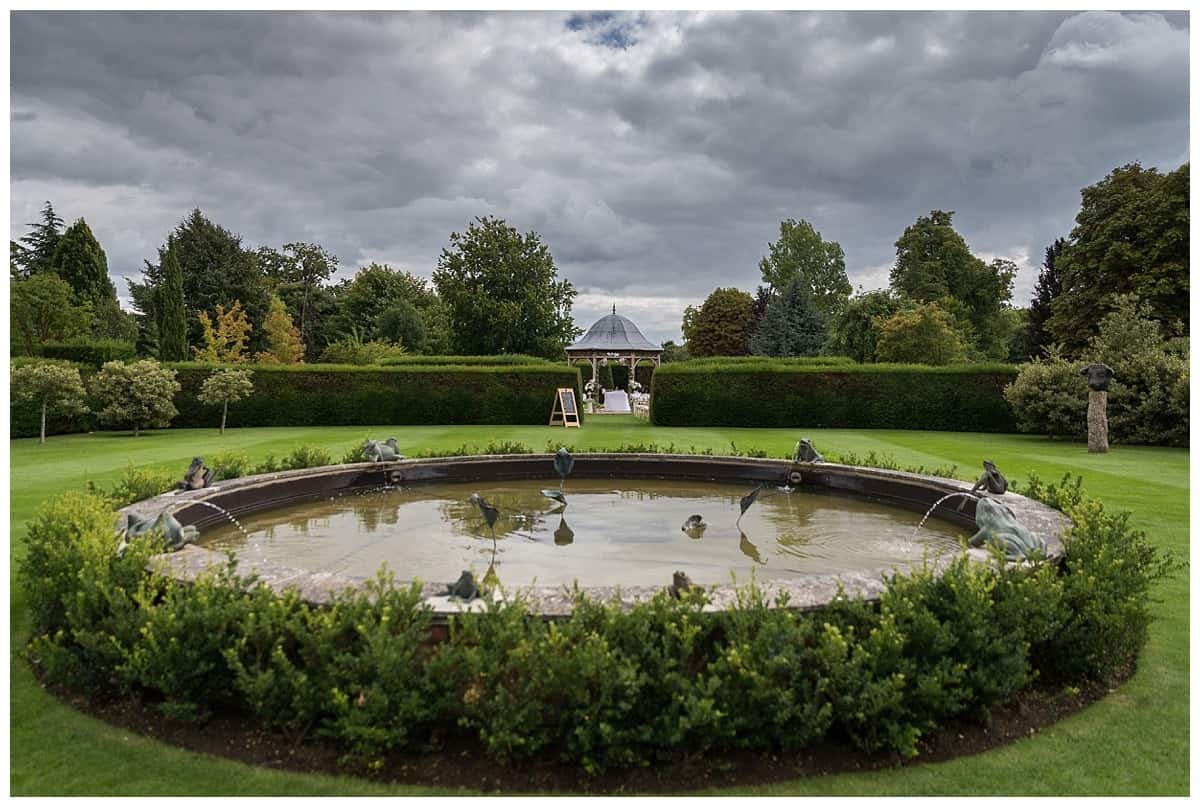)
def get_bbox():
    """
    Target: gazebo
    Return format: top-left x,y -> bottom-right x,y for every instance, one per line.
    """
566,306 -> 662,407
